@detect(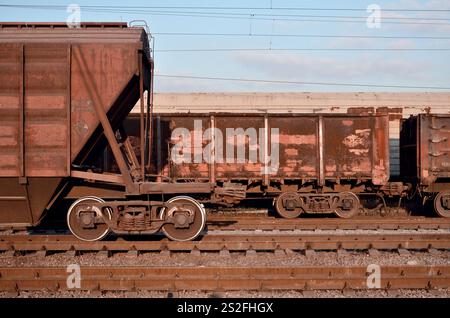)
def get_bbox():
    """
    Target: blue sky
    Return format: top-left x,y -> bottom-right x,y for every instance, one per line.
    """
0,0 -> 449,92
